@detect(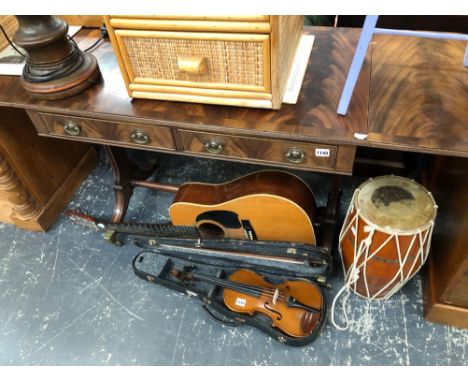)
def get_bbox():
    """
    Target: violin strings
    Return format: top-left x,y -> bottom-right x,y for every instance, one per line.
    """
187,273 -> 312,308
194,274 -> 317,308
229,284 -> 313,308
199,274 -> 277,297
